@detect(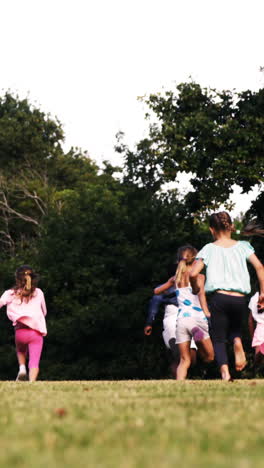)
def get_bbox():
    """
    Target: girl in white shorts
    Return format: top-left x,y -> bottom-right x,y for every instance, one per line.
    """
156,245 -> 214,380
145,278 -> 197,378
162,303 -> 197,375
162,304 -> 197,355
